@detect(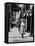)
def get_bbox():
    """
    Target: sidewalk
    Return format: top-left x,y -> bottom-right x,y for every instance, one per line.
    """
8,27 -> 33,42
